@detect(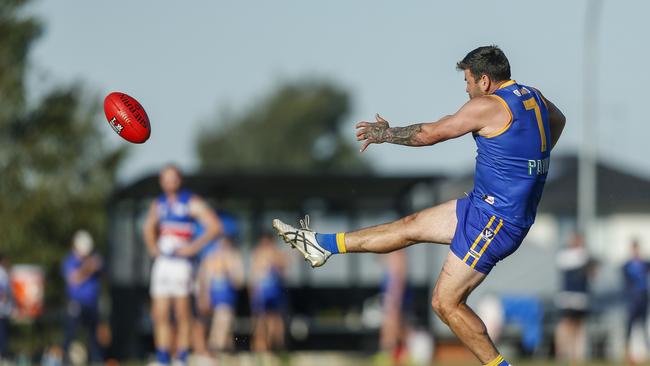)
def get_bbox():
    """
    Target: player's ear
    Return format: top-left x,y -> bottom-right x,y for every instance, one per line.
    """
479,74 -> 491,94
